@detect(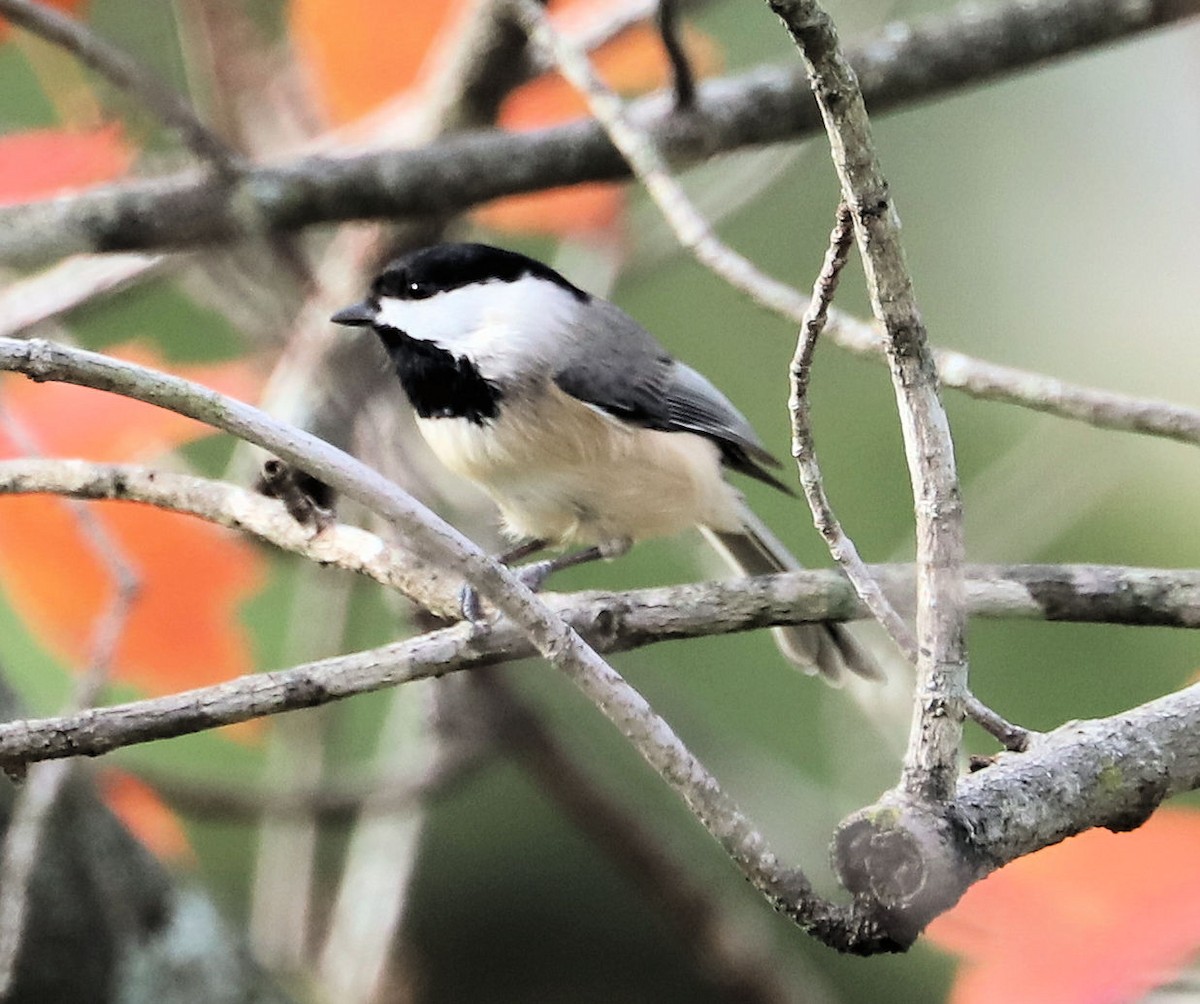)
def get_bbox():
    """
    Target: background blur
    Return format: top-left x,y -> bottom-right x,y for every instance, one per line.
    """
1,0 -> 1198,1000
